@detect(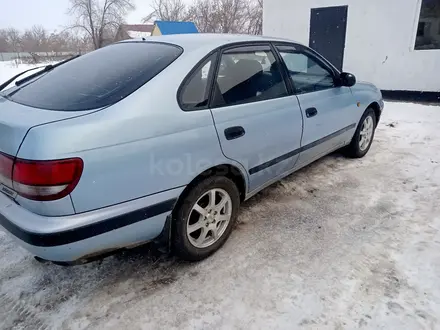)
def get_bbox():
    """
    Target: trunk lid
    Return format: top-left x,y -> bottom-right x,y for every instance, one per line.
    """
0,96 -> 92,156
